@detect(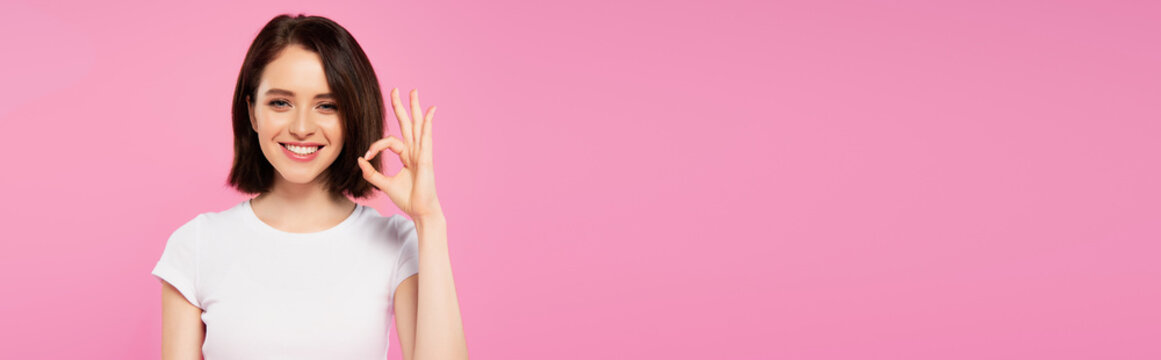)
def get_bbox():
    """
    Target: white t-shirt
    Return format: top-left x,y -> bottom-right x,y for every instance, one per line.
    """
151,199 -> 420,359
